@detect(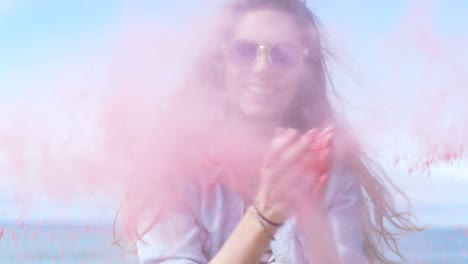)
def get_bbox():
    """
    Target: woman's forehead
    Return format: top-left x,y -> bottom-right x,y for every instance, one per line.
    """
232,9 -> 303,44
